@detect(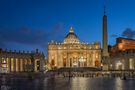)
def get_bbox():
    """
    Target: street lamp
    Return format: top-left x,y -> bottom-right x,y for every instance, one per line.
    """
101,63 -> 103,70
3,59 -> 6,63
73,62 -> 78,67
110,64 -> 113,70
79,56 -> 86,67
116,61 -> 122,70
